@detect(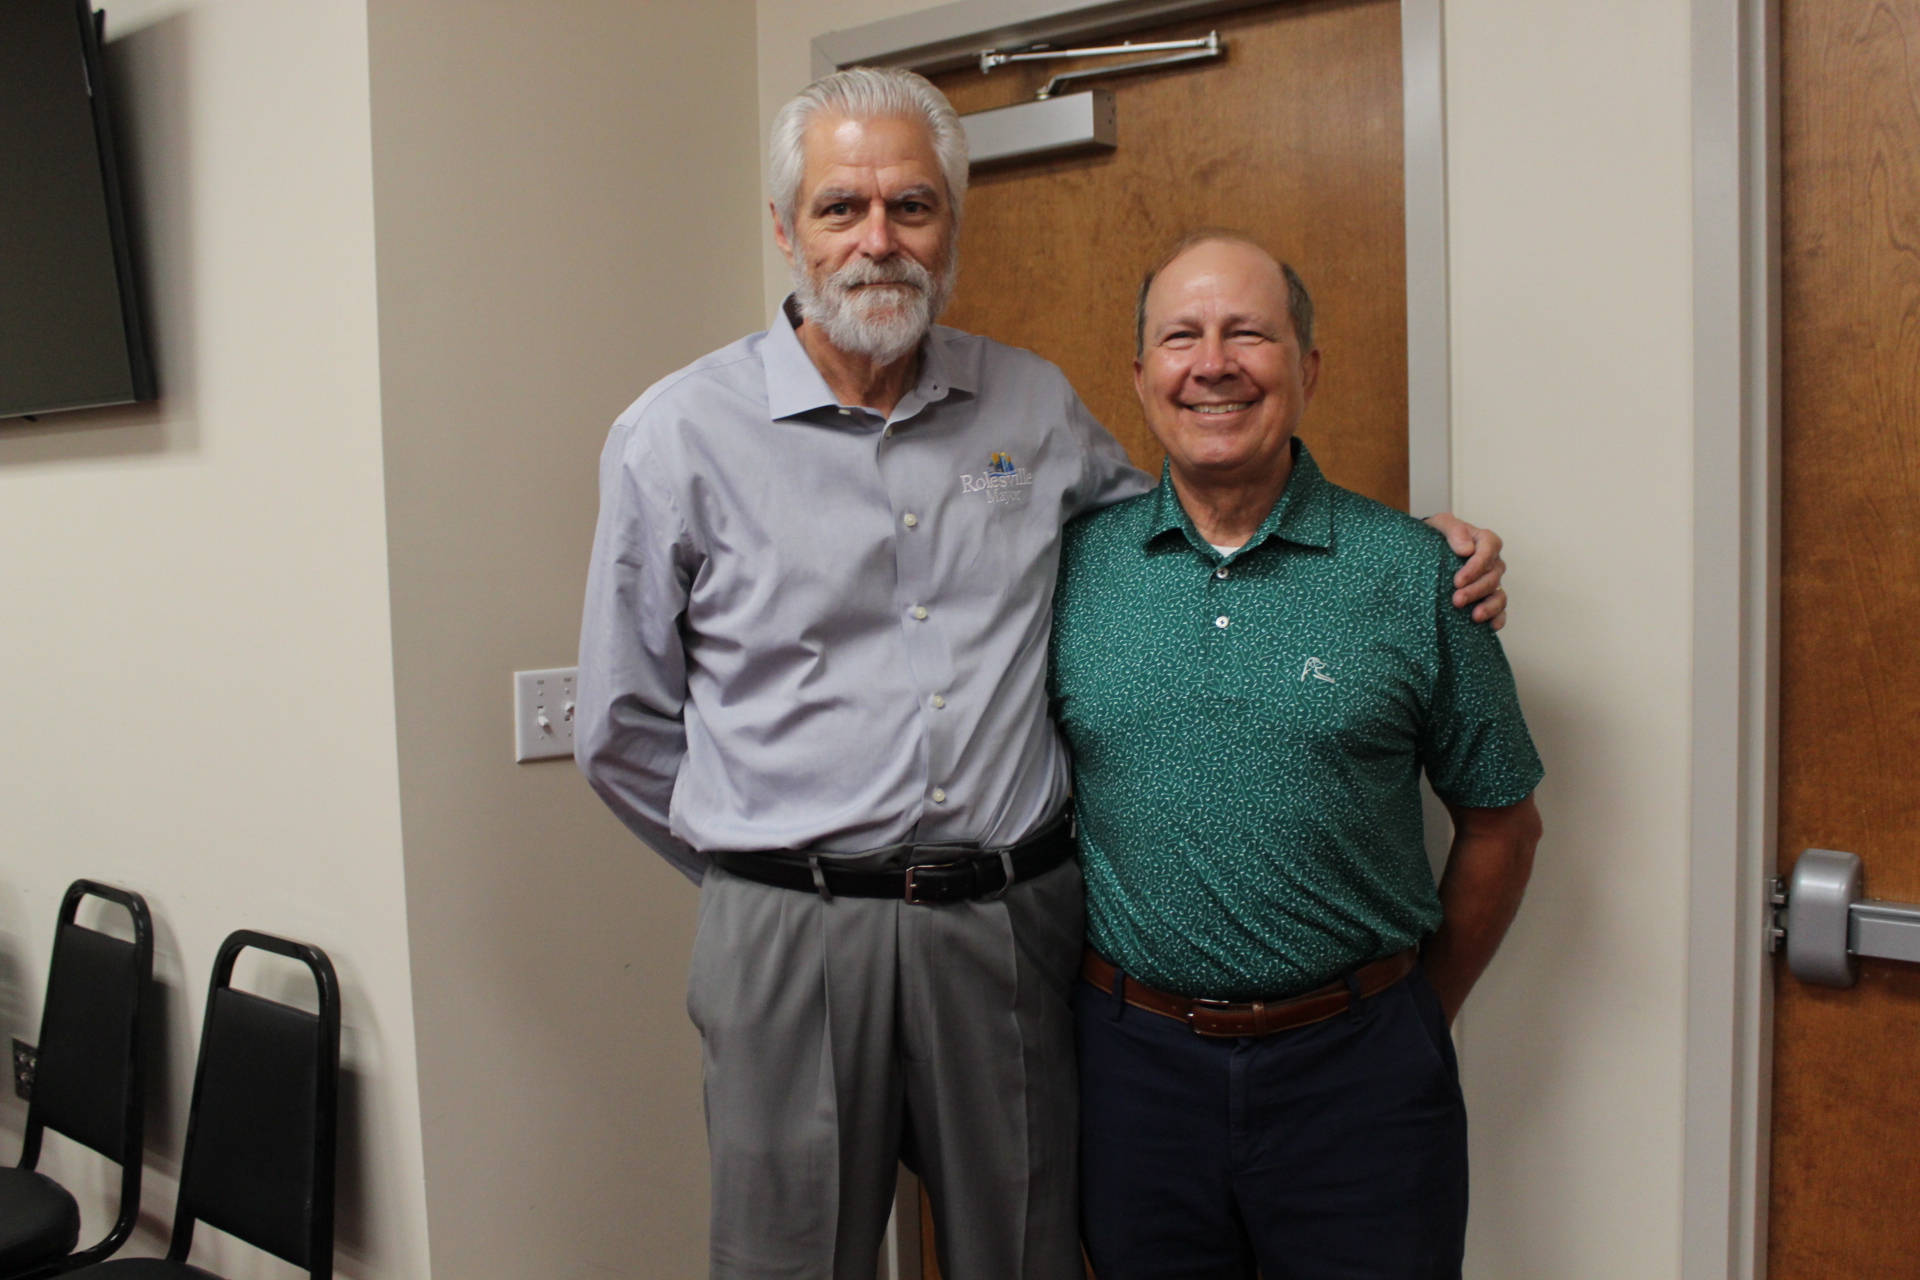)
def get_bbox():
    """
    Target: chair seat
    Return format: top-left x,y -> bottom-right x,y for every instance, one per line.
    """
0,1167 -> 80,1275
62,1261 -> 222,1279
